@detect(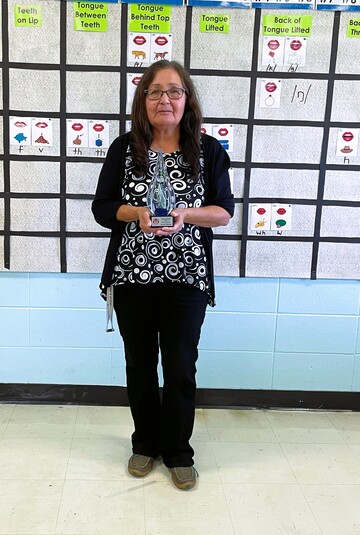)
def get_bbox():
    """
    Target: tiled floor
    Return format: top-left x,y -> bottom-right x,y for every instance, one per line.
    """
1,404 -> 360,534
